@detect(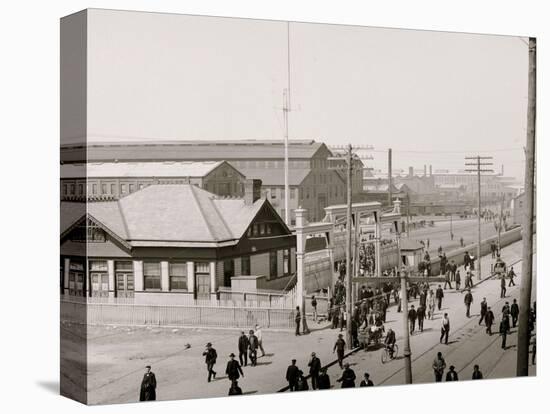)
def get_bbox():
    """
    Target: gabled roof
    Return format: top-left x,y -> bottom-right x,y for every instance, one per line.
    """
239,168 -> 311,186
60,160 -> 233,179
61,184 -> 272,247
